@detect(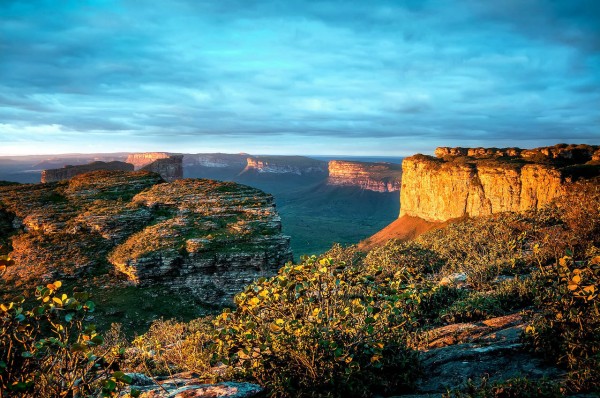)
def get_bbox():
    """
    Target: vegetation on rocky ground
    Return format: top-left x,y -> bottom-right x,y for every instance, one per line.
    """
0,178 -> 599,396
